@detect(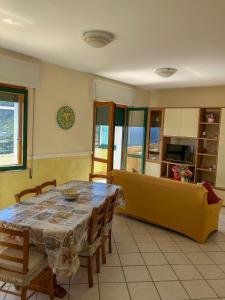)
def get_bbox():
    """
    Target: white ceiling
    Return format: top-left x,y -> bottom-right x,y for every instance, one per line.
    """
0,0 -> 225,89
